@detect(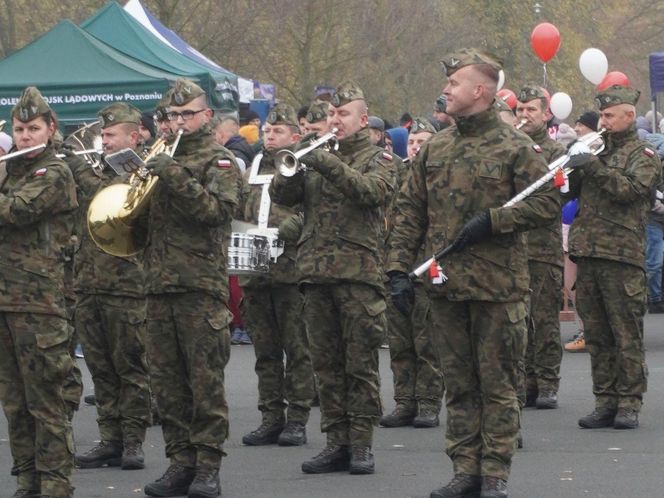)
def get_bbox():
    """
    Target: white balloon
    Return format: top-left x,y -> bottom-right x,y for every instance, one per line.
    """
497,70 -> 505,91
579,48 -> 608,85
550,92 -> 573,120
